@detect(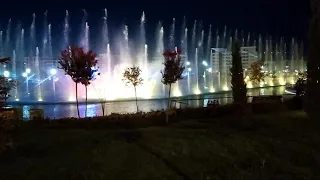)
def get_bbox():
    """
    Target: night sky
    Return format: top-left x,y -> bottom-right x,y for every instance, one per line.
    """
0,0 -> 310,42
